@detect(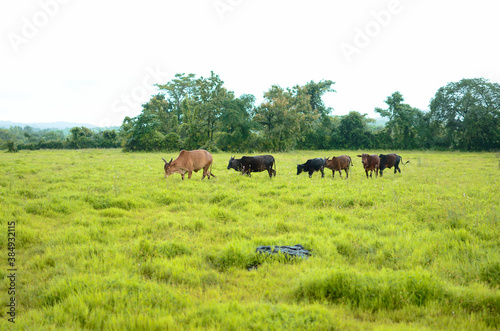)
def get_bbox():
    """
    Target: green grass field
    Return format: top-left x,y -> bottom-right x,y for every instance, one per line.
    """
0,149 -> 499,330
